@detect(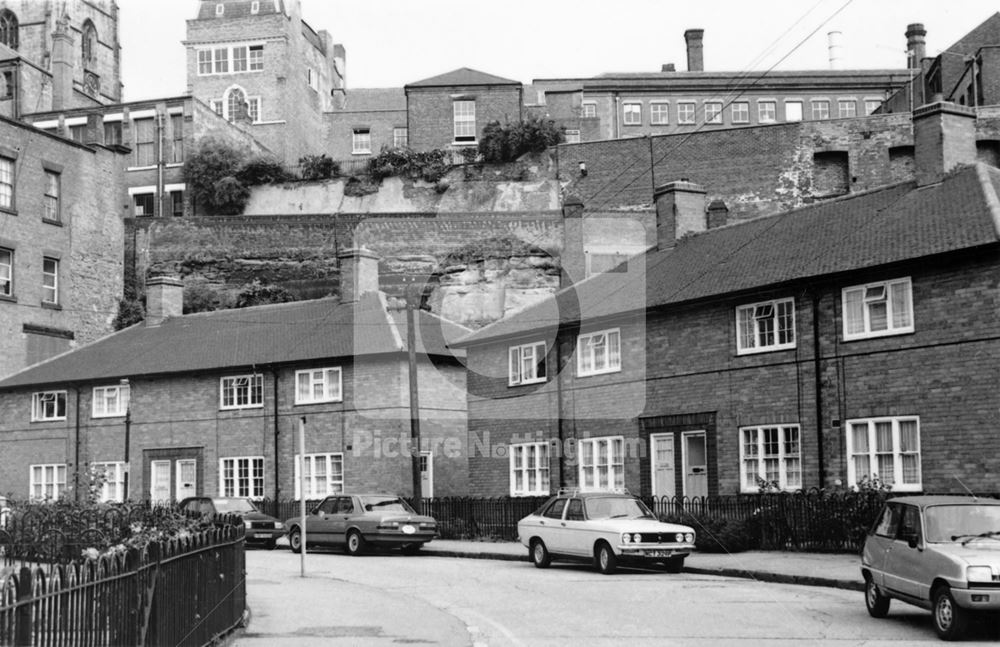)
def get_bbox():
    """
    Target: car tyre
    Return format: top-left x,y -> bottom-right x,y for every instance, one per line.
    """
864,575 -> 890,618
530,539 -> 551,568
661,557 -> 685,574
401,543 -> 423,556
346,529 -> 367,556
933,585 -> 969,641
595,542 -> 618,575
288,529 -> 302,554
